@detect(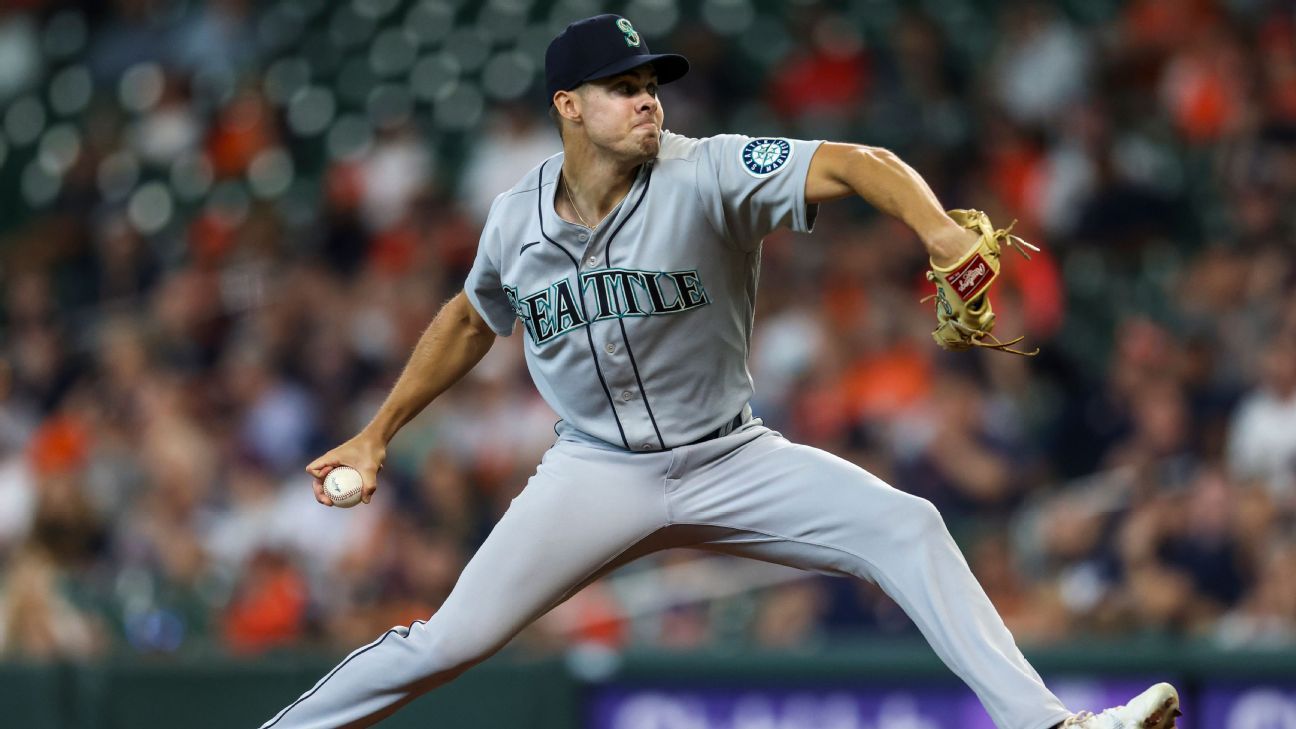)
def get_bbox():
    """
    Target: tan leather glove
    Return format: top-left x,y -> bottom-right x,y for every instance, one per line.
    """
925,209 -> 1039,356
